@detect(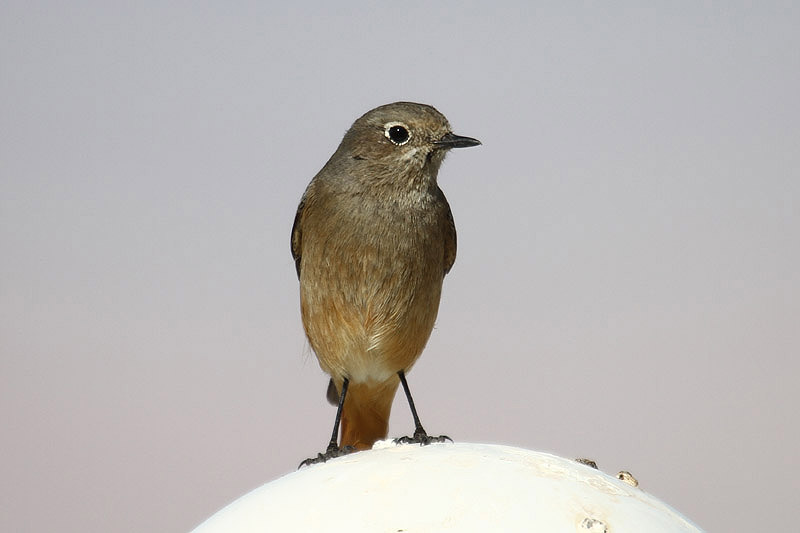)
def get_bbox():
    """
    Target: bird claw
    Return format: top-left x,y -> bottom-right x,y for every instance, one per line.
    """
394,428 -> 452,446
298,444 -> 356,468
